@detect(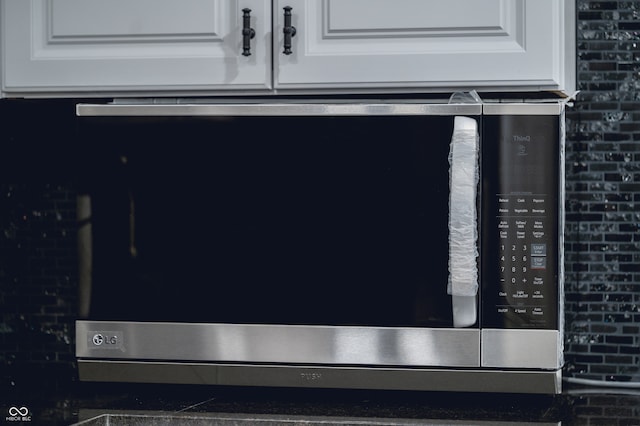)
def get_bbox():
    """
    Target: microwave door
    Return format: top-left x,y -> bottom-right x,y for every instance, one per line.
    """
83,114 -> 467,328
